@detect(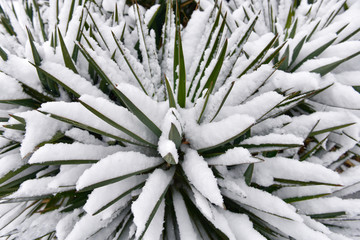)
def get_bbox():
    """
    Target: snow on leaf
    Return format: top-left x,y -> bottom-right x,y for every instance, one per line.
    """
29,142 -> 122,165
76,151 -> 163,191
182,148 -> 223,206
252,157 -> 342,187
172,190 -> 199,239
132,168 -> 174,239
185,112 -> 255,151
207,147 -> 260,165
